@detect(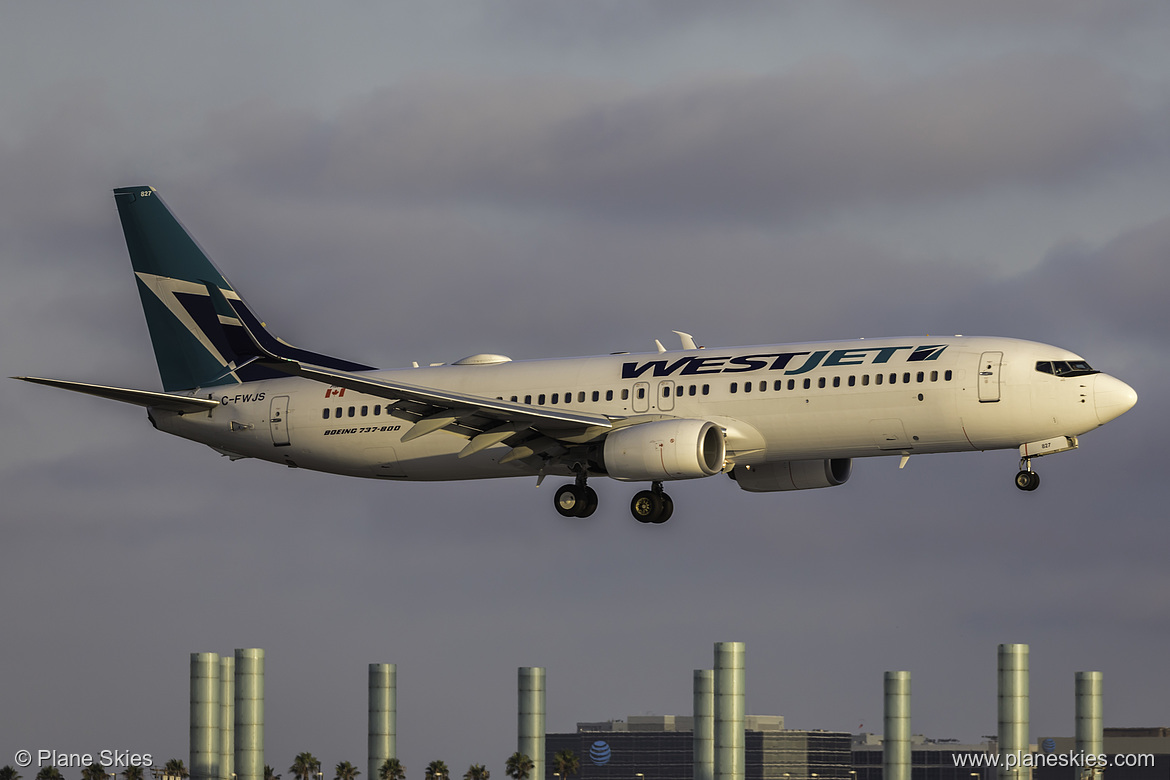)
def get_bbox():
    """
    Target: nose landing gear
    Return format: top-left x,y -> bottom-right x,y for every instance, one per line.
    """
1014,457 -> 1040,491
630,481 -> 674,524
